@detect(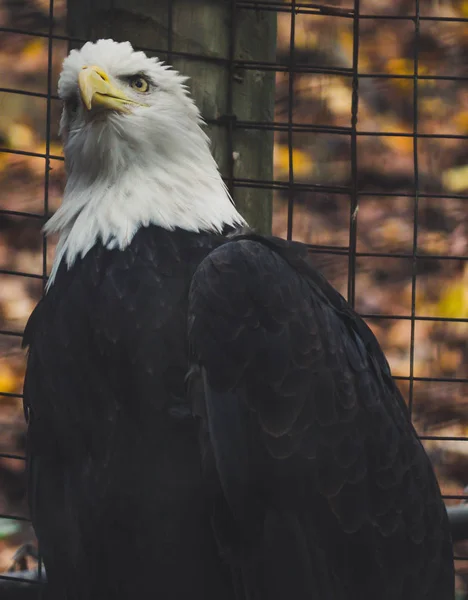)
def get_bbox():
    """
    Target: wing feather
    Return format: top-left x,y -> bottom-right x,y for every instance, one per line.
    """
188,235 -> 454,600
